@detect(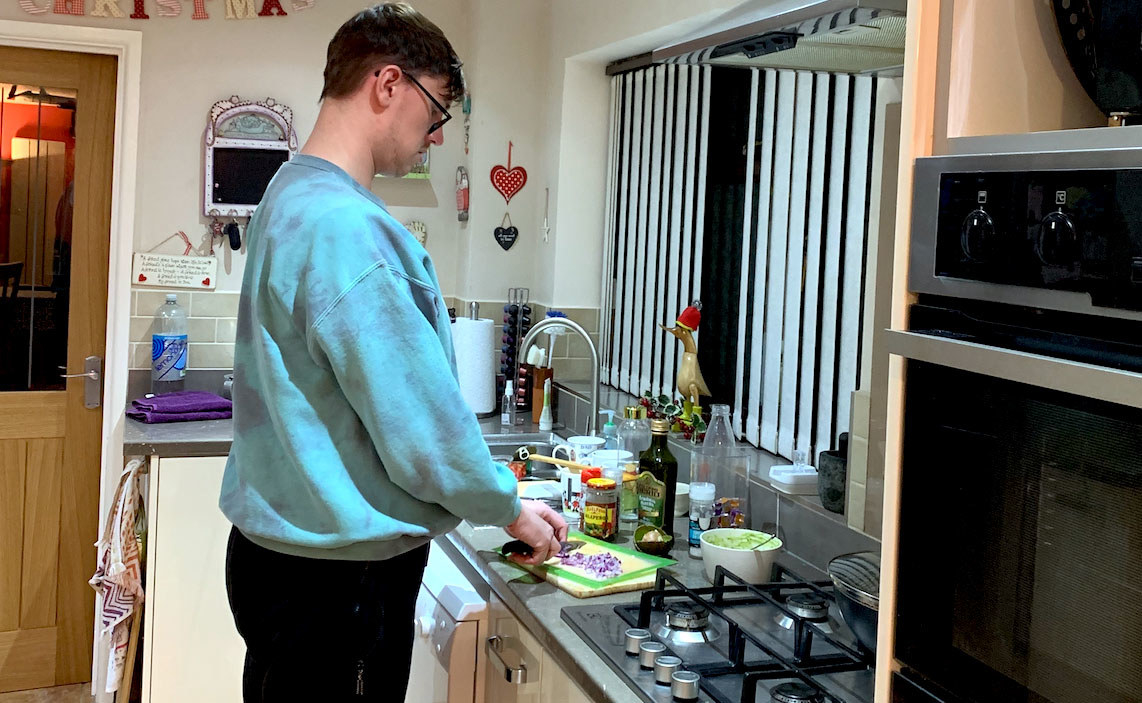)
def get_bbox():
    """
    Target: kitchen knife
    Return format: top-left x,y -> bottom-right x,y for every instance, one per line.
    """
502,539 -> 584,557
